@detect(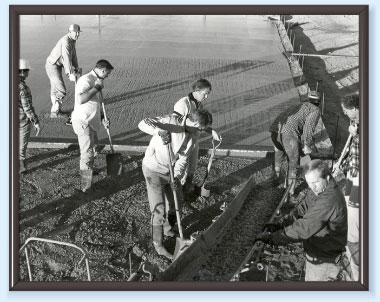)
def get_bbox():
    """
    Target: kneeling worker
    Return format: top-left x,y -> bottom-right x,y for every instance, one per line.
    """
258,159 -> 347,281
138,109 -> 213,260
